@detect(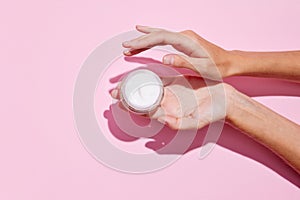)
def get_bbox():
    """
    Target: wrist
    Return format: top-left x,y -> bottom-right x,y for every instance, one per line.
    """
214,50 -> 240,78
223,83 -> 249,123
201,83 -> 239,121
228,50 -> 262,76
